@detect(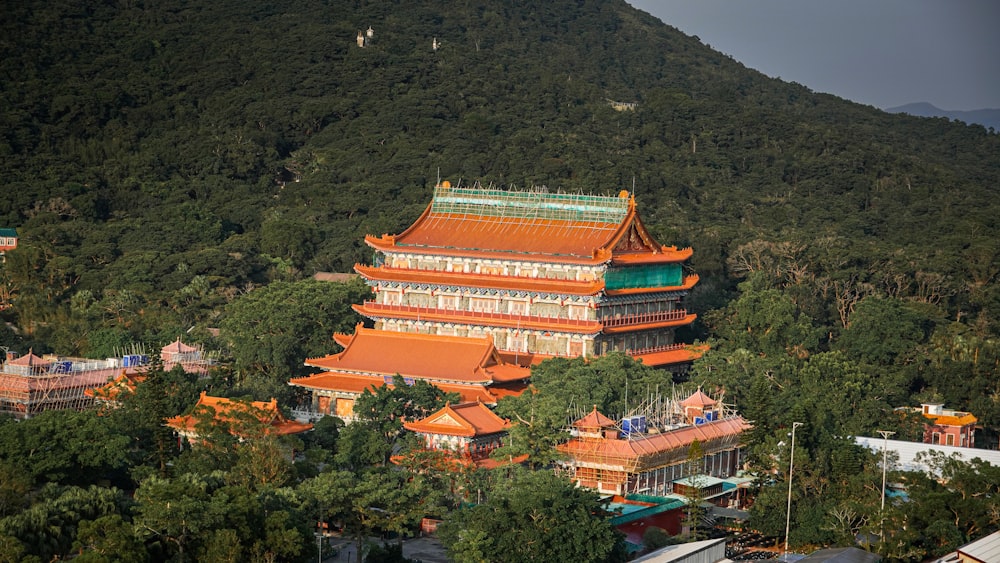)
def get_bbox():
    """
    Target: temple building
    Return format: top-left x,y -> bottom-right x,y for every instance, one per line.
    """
354,183 -> 700,369
289,326 -> 530,420
167,392 -> 313,445
291,182 -> 701,421
402,401 -> 514,468
557,389 -> 751,496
